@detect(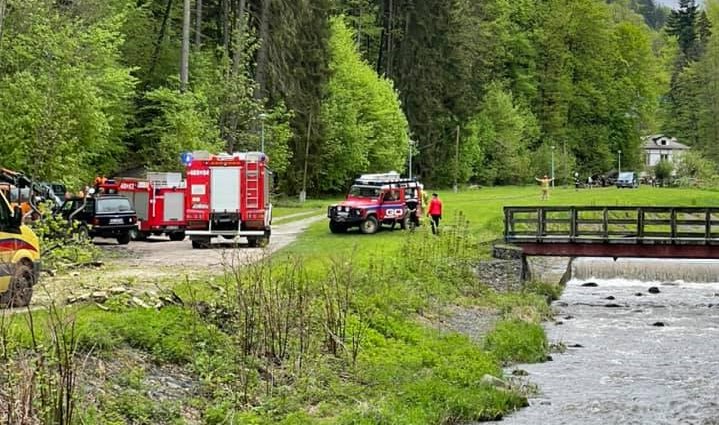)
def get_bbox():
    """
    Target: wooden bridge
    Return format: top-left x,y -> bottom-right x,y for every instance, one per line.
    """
504,206 -> 719,259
